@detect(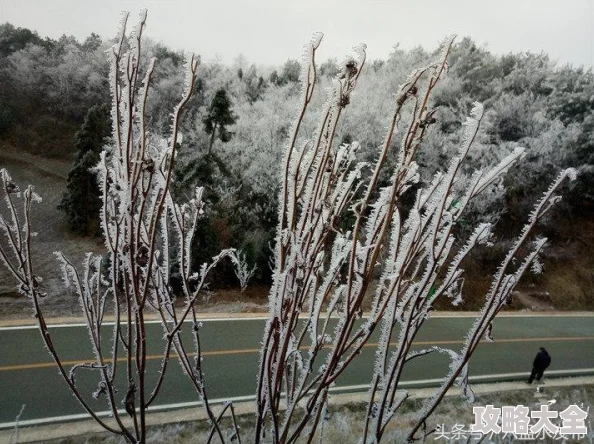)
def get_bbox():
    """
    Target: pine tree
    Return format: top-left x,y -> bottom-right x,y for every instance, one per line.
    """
202,88 -> 237,153
58,103 -> 110,235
